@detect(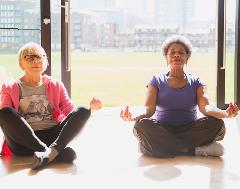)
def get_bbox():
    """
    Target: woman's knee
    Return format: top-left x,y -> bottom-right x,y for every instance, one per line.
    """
0,107 -> 16,118
215,119 -> 226,139
206,117 -> 226,139
133,124 -> 154,155
134,118 -> 155,129
134,118 -> 152,137
134,119 -> 177,158
217,119 -> 225,131
133,118 -> 163,145
208,117 -> 225,130
74,107 -> 91,119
